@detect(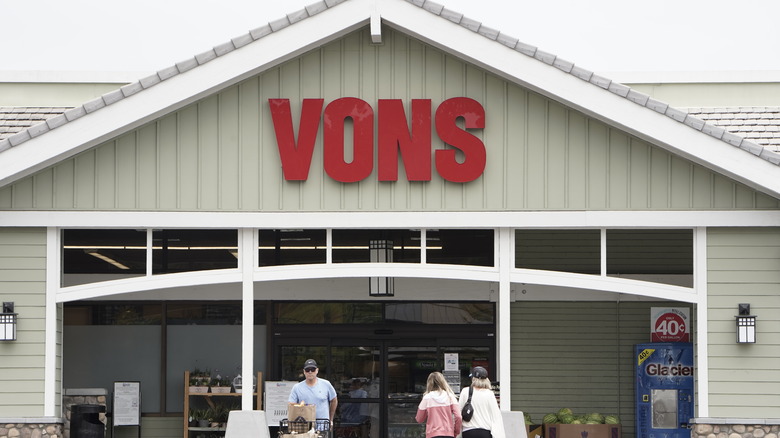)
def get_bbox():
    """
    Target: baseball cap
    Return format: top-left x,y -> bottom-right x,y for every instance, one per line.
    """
303,359 -> 318,369
469,366 -> 488,379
